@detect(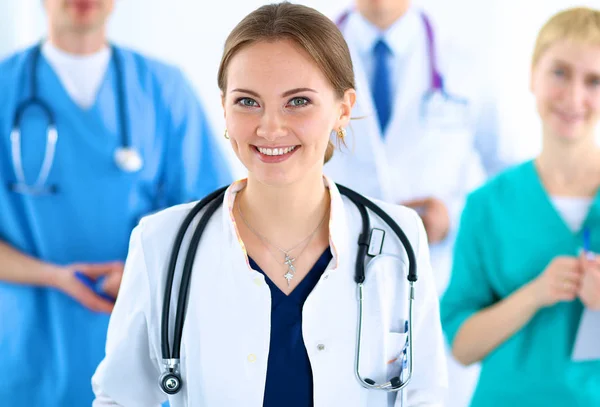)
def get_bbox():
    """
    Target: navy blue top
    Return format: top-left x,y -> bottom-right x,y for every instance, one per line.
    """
248,247 -> 333,407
